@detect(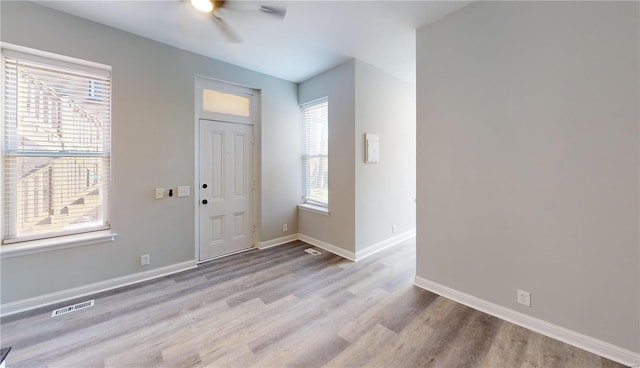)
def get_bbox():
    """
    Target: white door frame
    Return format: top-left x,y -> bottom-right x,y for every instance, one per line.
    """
194,76 -> 261,263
